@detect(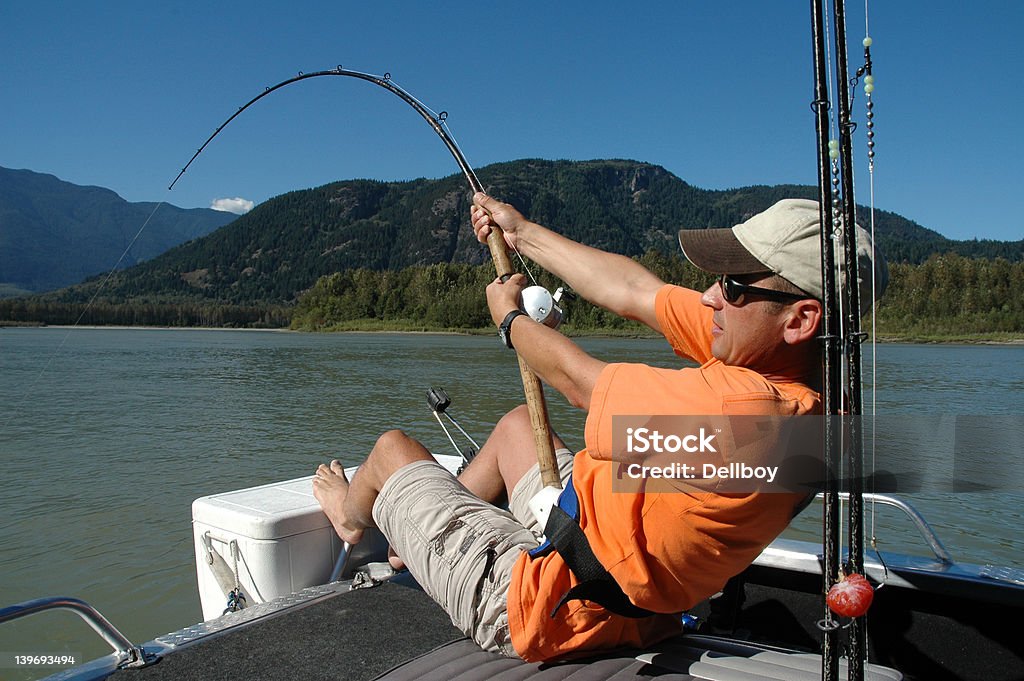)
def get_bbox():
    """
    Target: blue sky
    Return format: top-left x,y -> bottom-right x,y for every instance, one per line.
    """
2,2 -> 1021,242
